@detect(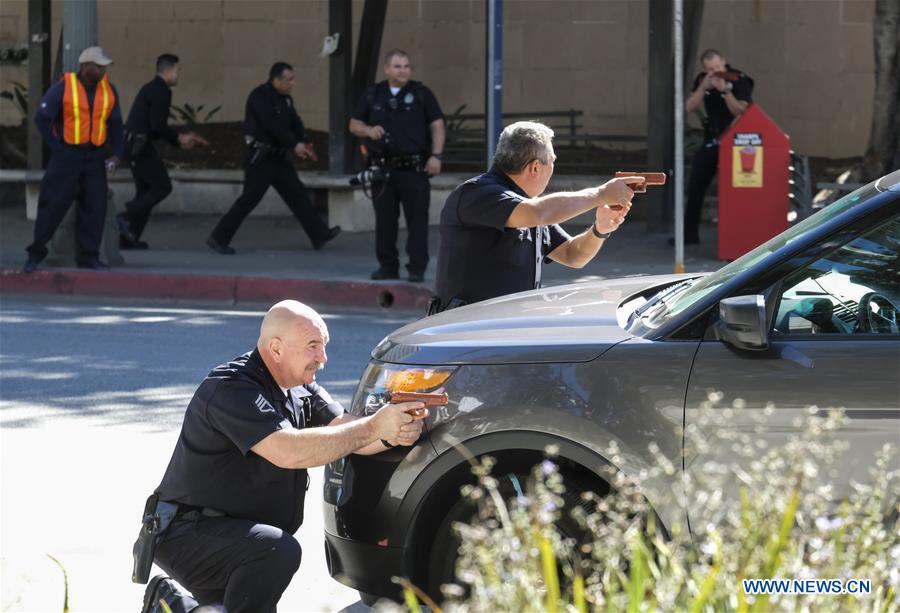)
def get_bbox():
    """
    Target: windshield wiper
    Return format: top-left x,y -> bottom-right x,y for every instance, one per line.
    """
627,279 -> 694,327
